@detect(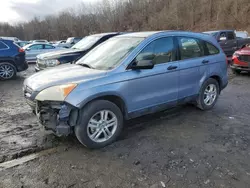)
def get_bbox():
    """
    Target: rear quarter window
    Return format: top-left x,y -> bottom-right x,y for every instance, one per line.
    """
0,41 -> 8,50
205,42 -> 220,55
